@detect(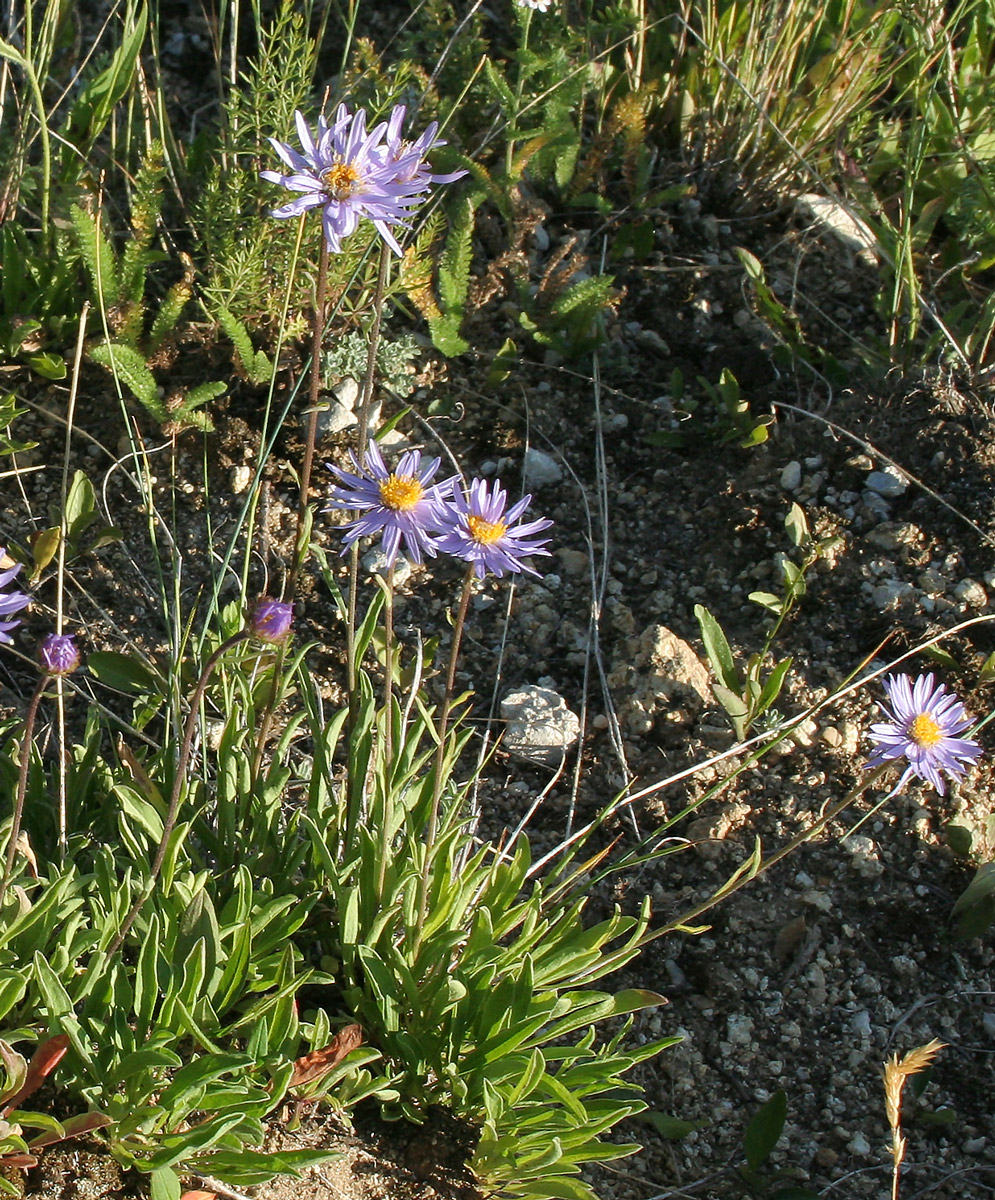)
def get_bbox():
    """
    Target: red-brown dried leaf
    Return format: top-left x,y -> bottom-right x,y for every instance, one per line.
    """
1,1035 -> 70,1117
288,1025 -> 363,1088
